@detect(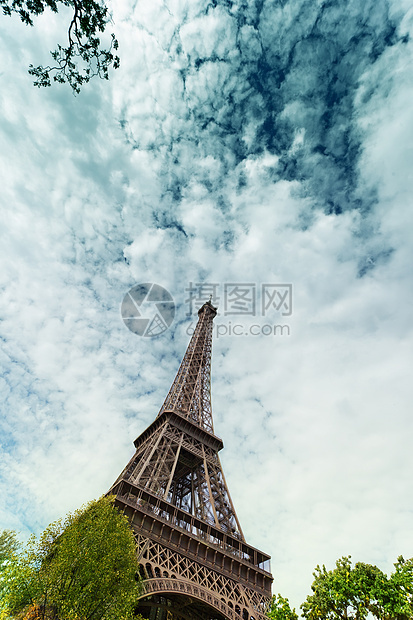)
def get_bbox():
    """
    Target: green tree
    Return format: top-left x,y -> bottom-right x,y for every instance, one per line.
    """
268,594 -> 299,620
300,556 -> 412,620
1,0 -> 119,93
0,496 -> 141,620
389,556 -> 413,618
